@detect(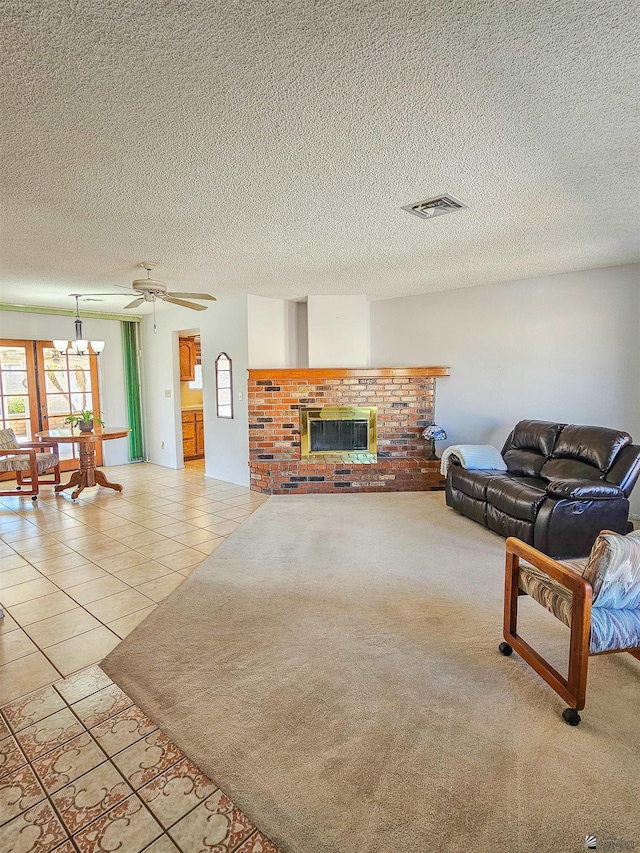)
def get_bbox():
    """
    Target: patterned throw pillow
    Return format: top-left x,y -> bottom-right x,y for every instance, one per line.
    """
584,531 -> 640,610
